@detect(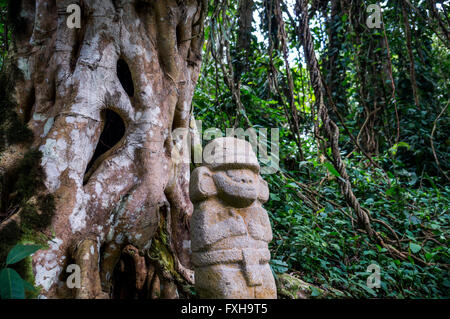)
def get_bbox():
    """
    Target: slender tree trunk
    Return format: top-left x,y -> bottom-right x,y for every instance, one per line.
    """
0,0 -> 206,299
